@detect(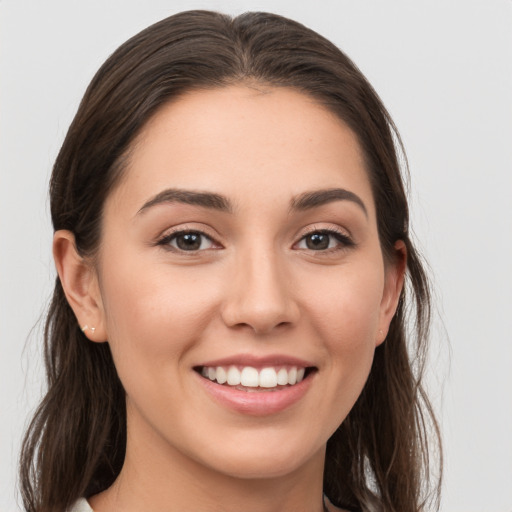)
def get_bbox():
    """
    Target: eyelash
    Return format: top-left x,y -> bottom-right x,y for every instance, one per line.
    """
156,227 -> 354,254
295,227 -> 355,253
156,229 -> 219,253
